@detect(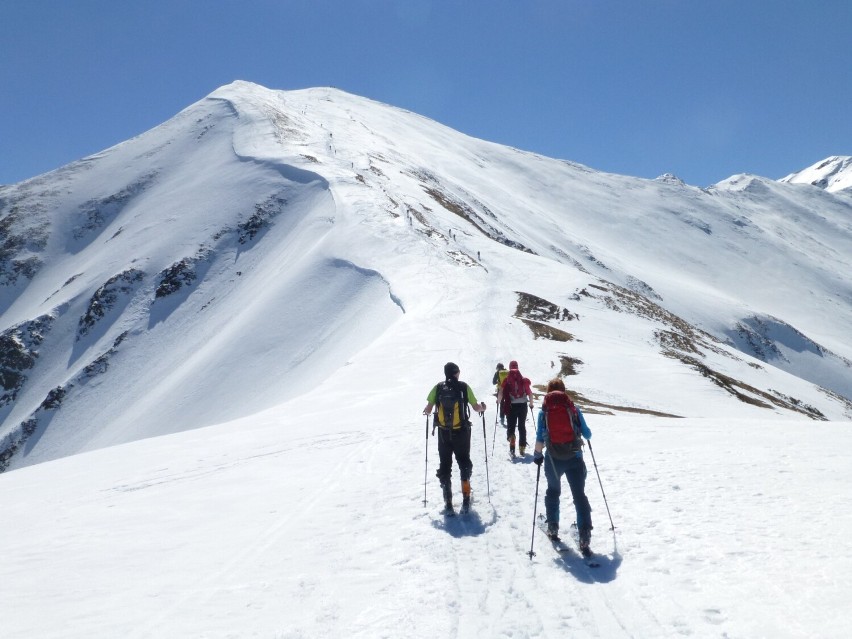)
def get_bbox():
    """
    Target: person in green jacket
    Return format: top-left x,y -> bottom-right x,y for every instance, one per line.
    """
492,362 -> 509,425
423,362 -> 486,513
